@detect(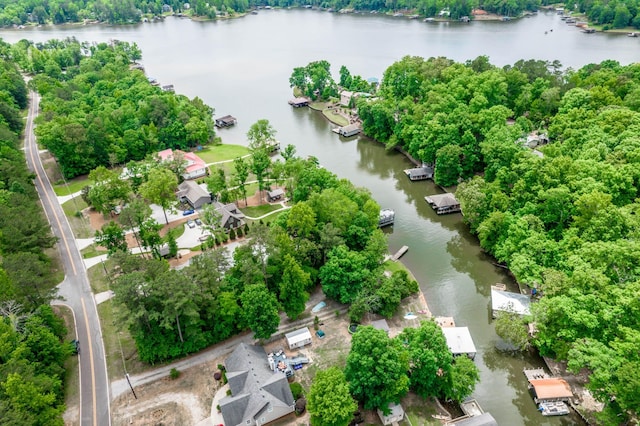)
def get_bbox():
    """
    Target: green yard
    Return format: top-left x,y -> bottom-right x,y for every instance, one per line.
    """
196,144 -> 250,164
240,203 -> 283,218
61,198 -> 93,238
53,177 -> 89,196
53,305 -> 80,417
